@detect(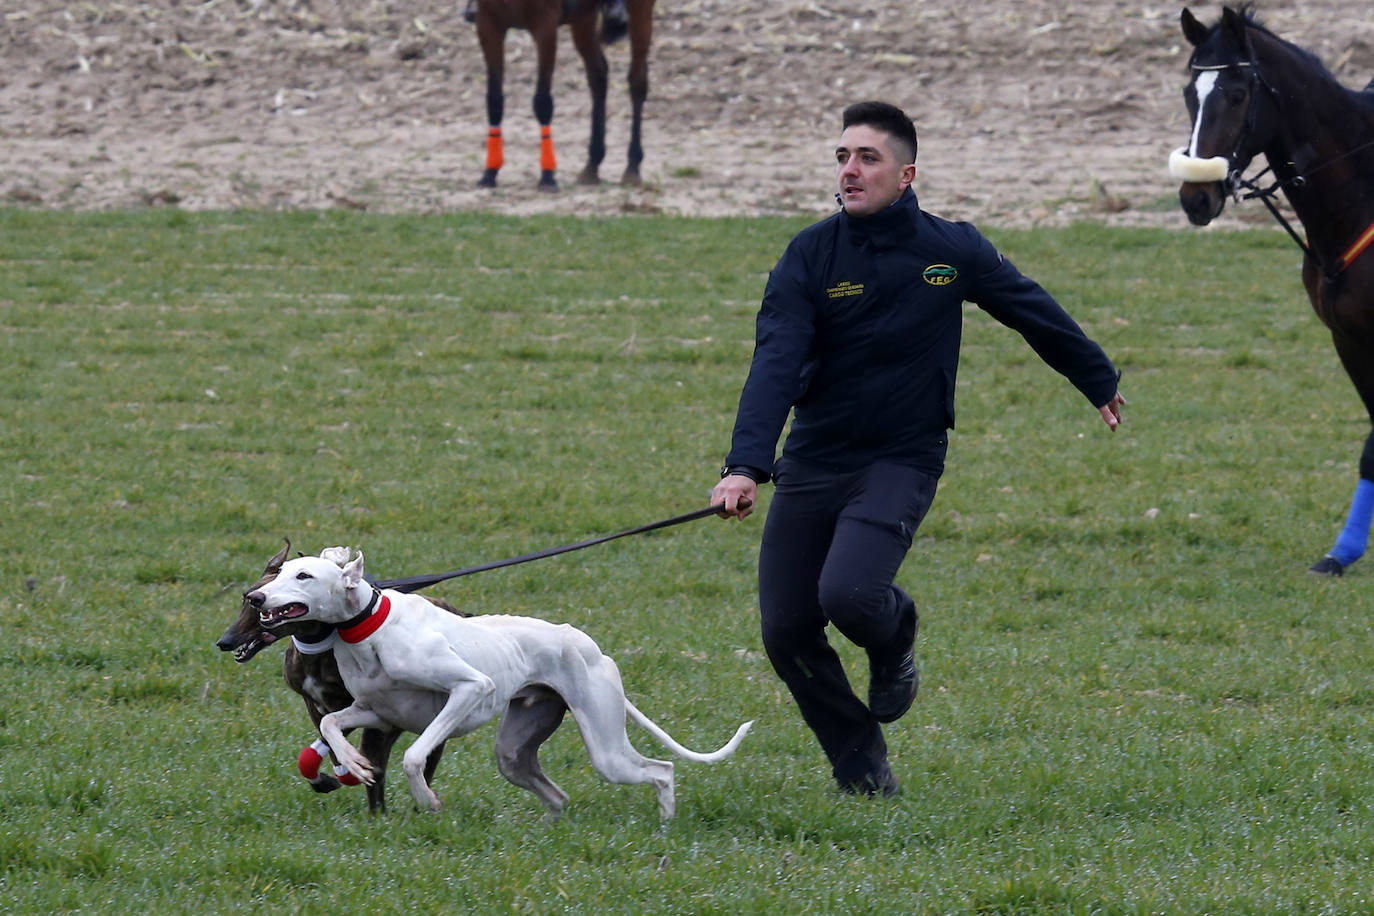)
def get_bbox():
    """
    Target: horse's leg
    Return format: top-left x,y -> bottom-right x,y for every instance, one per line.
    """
1301,259 -> 1374,576
1313,473 -> 1374,575
620,0 -> 654,186
531,21 -> 559,191
1312,327 -> 1374,576
475,13 -> 507,188
568,12 -> 608,185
